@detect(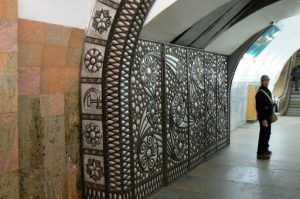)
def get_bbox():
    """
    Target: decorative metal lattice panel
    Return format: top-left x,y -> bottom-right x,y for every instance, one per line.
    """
187,49 -> 206,169
101,1 -> 155,198
204,53 -> 218,157
81,0 -> 230,198
131,40 -> 164,198
164,44 -> 190,183
217,56 -> 229,149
